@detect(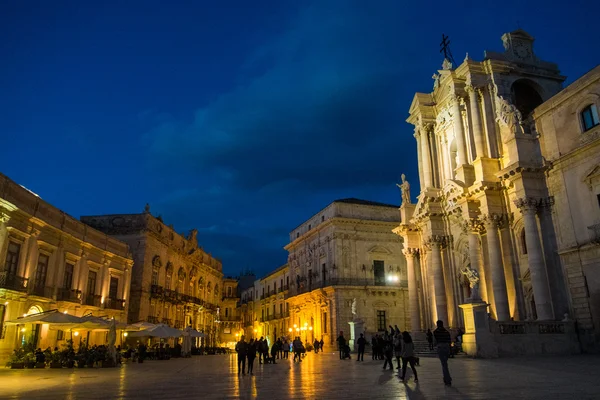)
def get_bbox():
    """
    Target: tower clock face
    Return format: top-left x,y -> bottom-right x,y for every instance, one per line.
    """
513,41 -> 531,59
